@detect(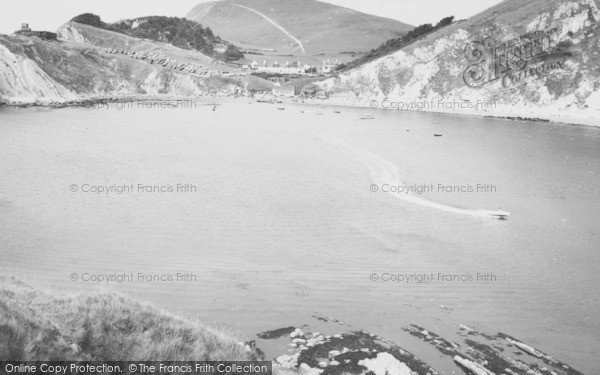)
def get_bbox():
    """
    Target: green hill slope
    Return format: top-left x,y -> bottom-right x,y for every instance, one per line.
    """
185,0 -> 413,55
69,14 -> 244,61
